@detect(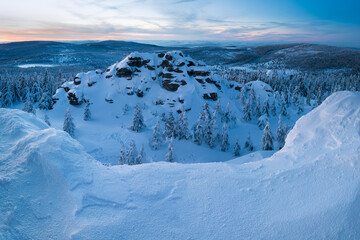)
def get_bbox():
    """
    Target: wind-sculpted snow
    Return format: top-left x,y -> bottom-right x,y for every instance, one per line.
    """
1,91 -> 360,239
